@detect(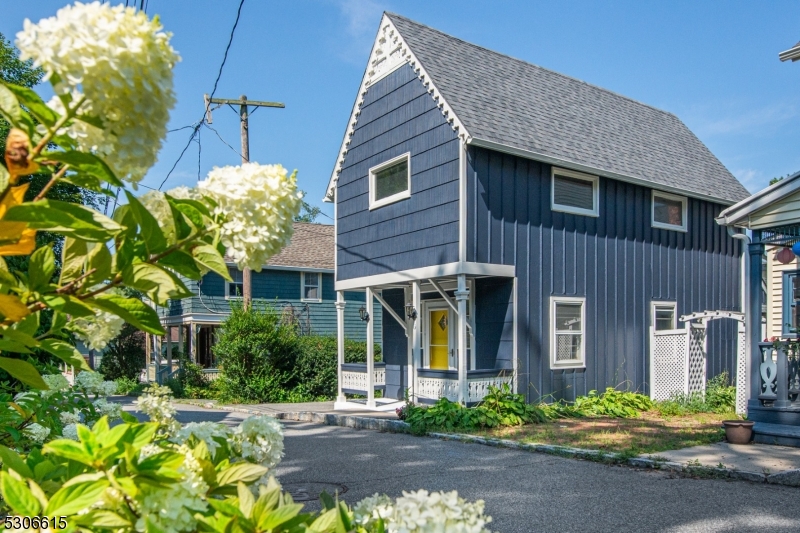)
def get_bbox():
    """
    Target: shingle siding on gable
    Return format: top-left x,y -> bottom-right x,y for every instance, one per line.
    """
336,64 -> 460,281
467,146 -> 742,401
